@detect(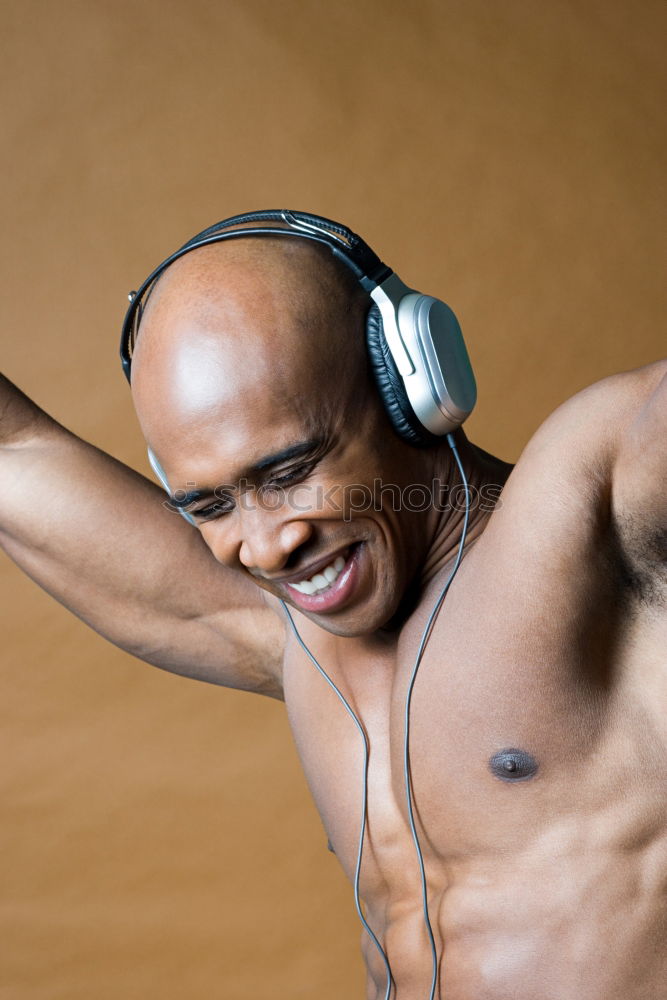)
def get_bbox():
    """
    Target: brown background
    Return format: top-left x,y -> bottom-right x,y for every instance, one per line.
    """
1,1 -> 664,997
